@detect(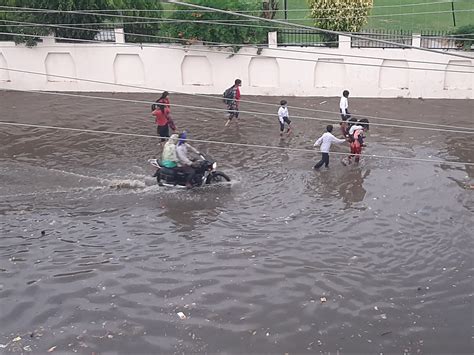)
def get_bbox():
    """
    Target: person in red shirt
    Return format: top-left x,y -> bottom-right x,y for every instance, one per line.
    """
225,79 -> 242,127
152,103 -> 176,143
